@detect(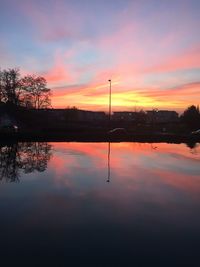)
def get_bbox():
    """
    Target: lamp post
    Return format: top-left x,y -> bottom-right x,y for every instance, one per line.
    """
108,79 -> 111,129
107,79 -> 112,183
